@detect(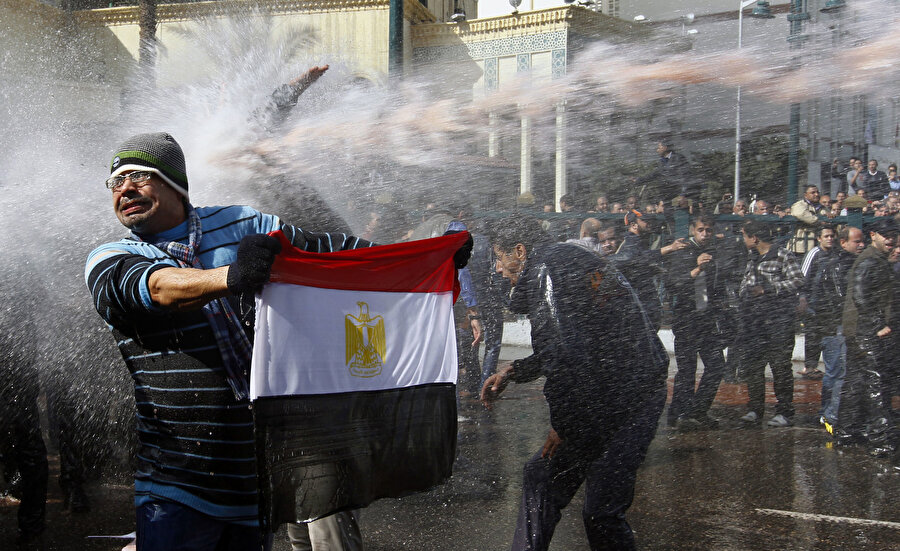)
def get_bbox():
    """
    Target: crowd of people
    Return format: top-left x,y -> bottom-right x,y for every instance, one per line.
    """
464,180 -> 899,446
3,96 -> 899,551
